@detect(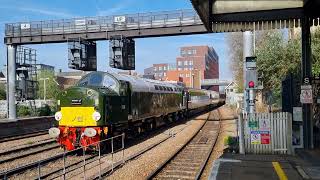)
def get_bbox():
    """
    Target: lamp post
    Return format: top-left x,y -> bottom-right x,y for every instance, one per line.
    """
39,78 -> 49,101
